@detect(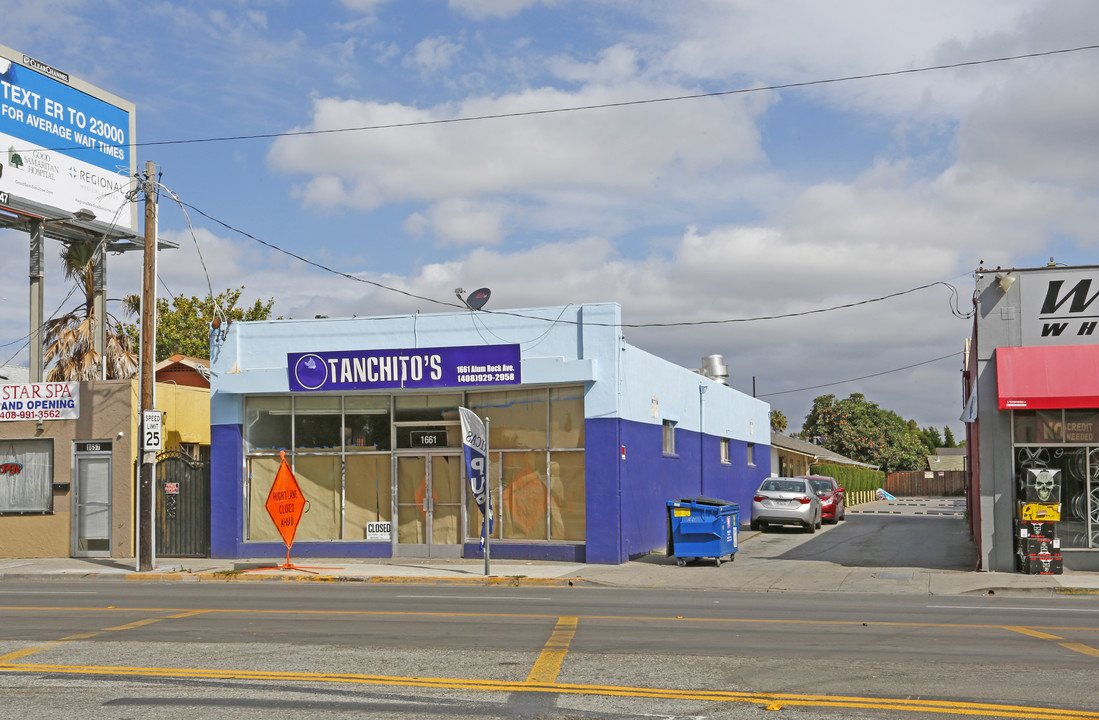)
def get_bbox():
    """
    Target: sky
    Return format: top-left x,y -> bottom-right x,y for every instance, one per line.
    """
2,0 -> 1098,437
